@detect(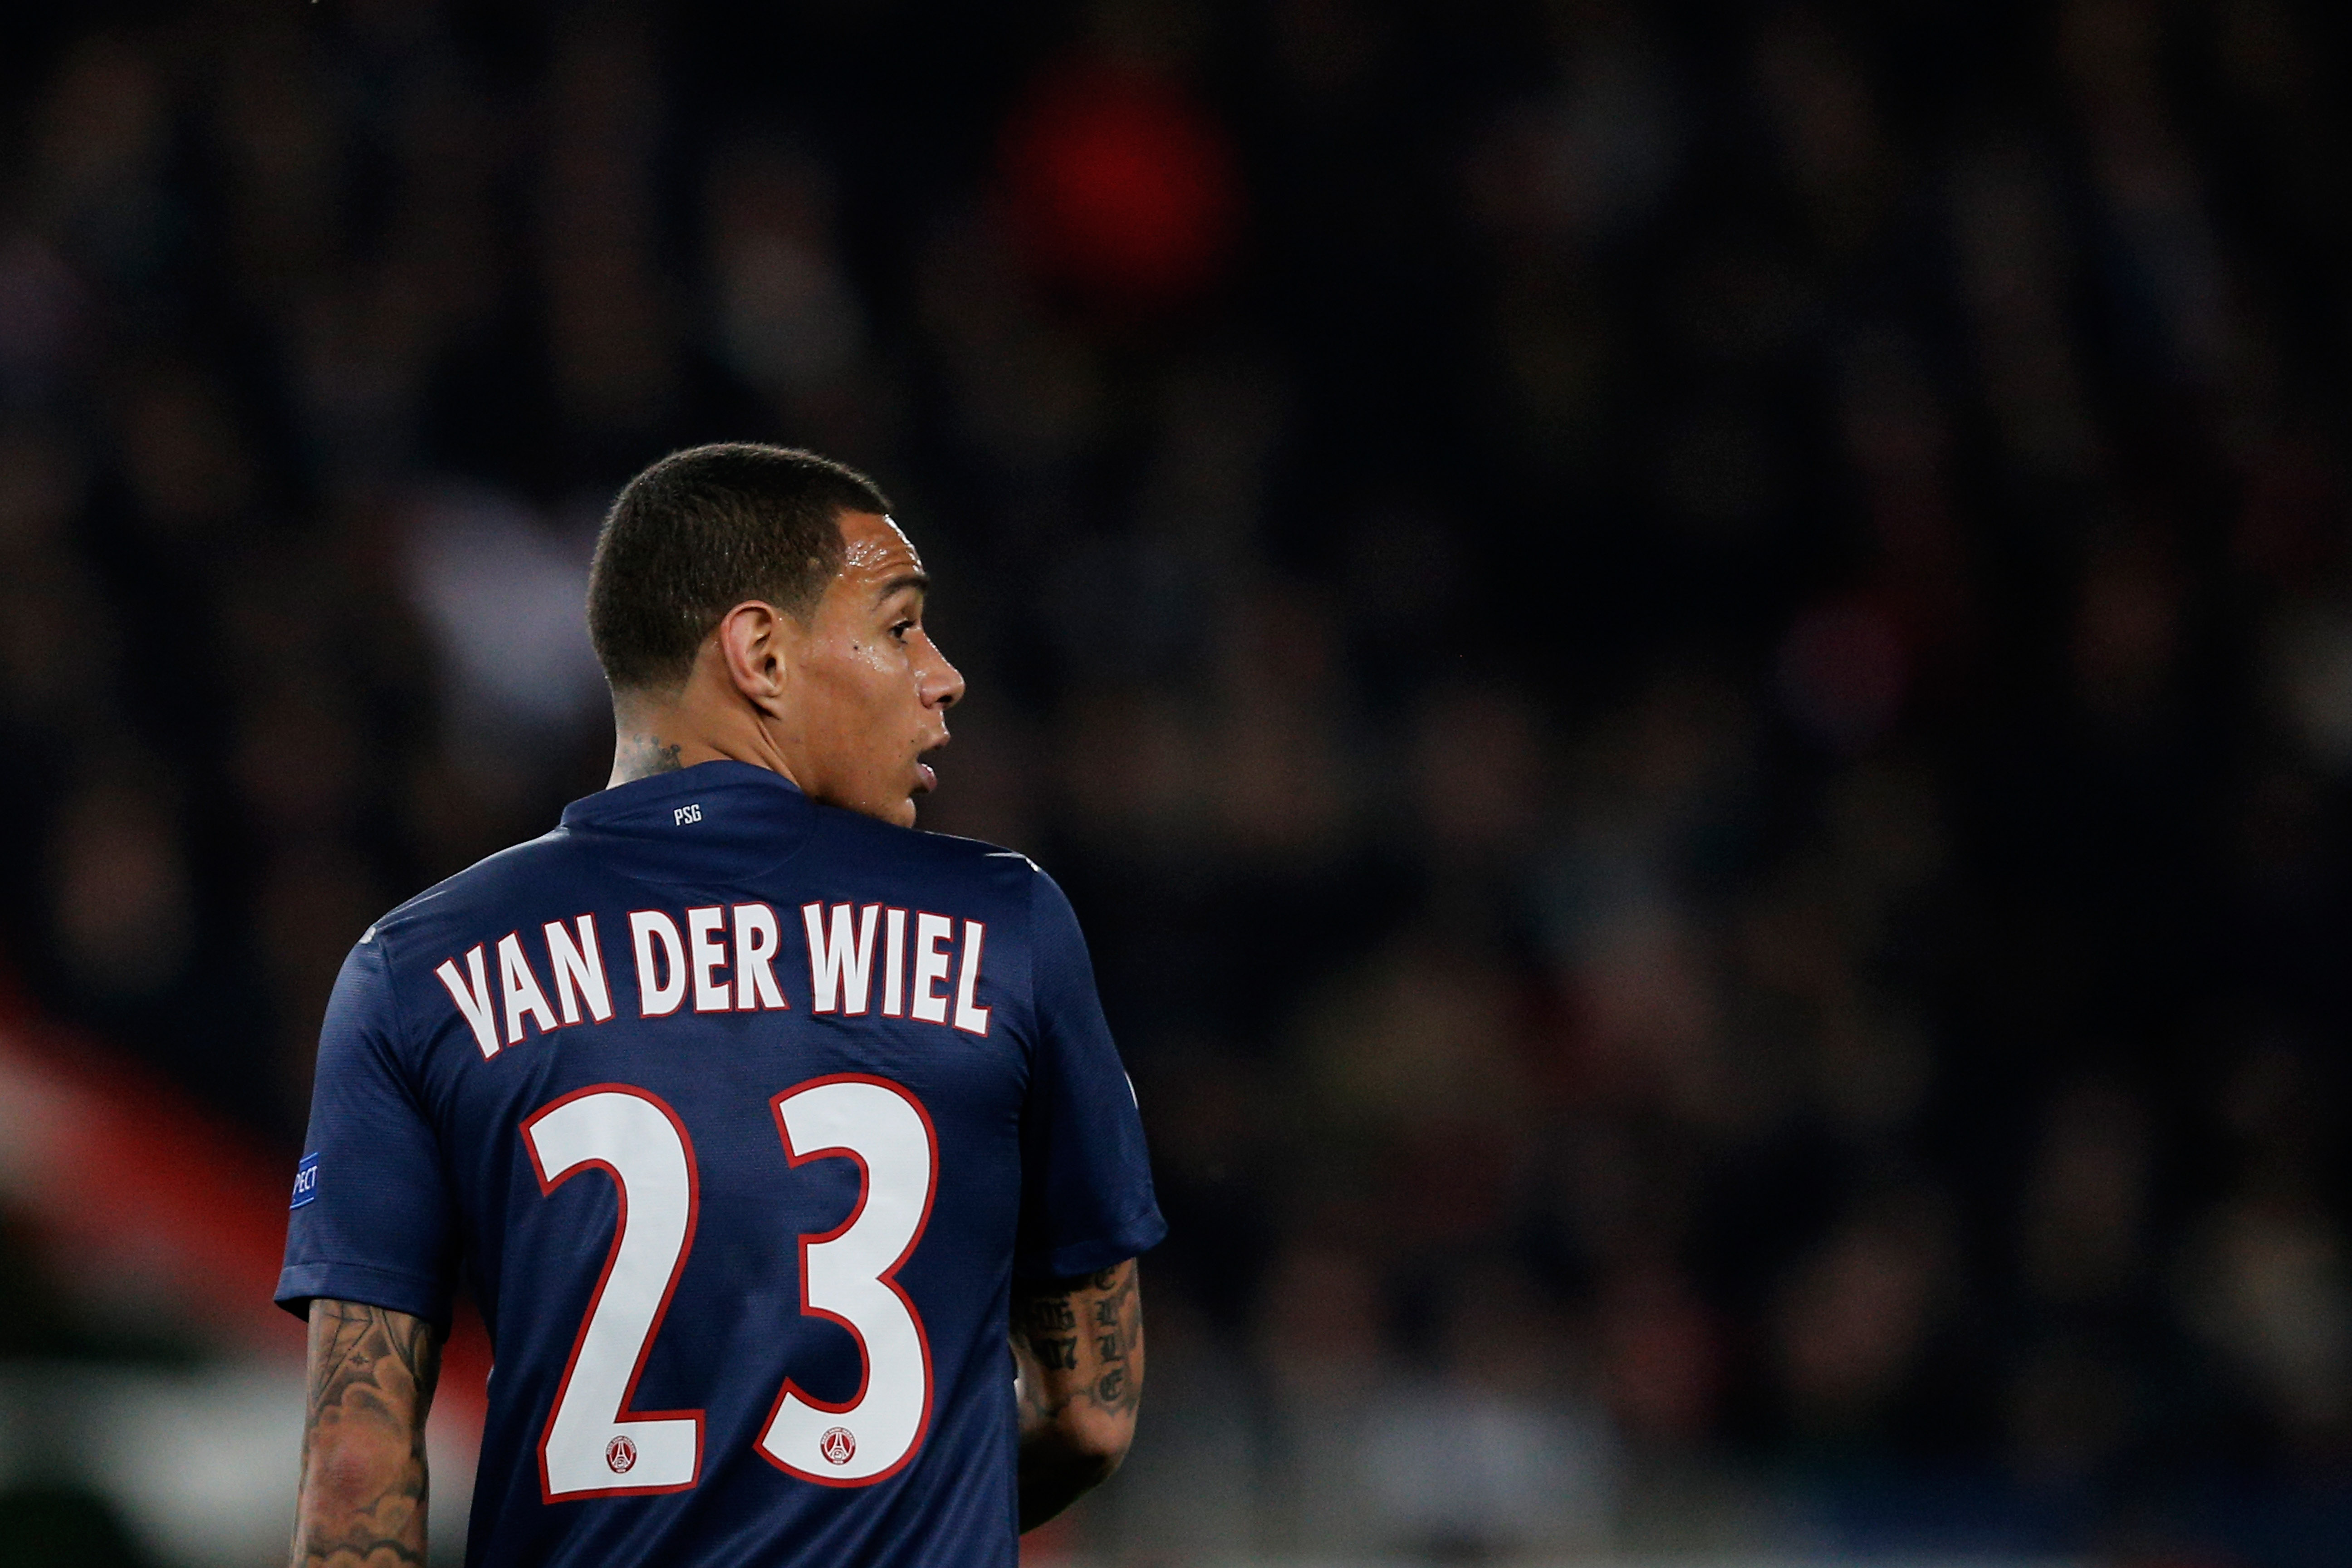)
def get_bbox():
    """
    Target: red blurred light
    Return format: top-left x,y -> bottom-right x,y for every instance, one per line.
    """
1001,62 -> 1239,305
